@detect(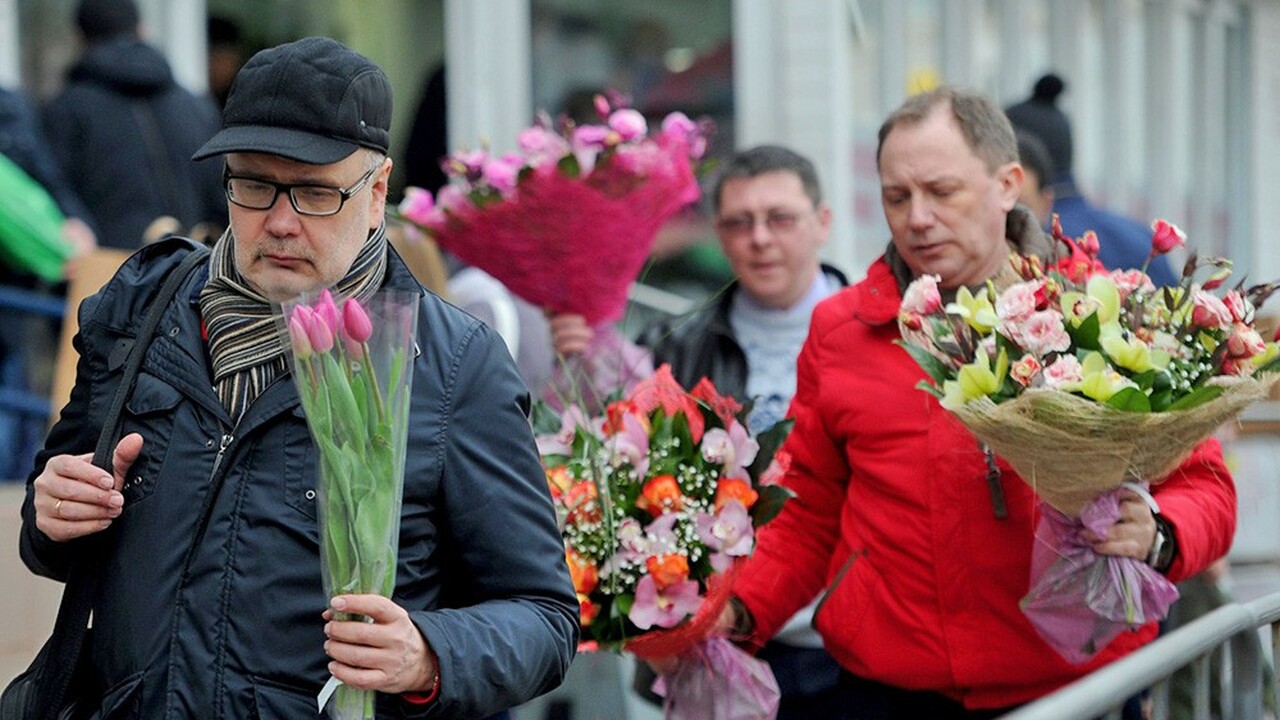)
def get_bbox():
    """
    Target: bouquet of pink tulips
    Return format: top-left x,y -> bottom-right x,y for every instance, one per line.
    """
282,288 -> 418,719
